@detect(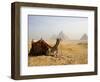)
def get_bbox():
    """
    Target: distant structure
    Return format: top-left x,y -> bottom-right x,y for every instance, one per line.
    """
58,31 -> 69,40
80,34 -> 88,40
51,31 -> 69,40
51,34 -> 57,40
